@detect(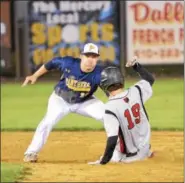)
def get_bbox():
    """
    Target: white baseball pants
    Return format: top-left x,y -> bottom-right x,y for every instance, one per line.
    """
24,92 -> 105,155
111,143 -> 152,163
